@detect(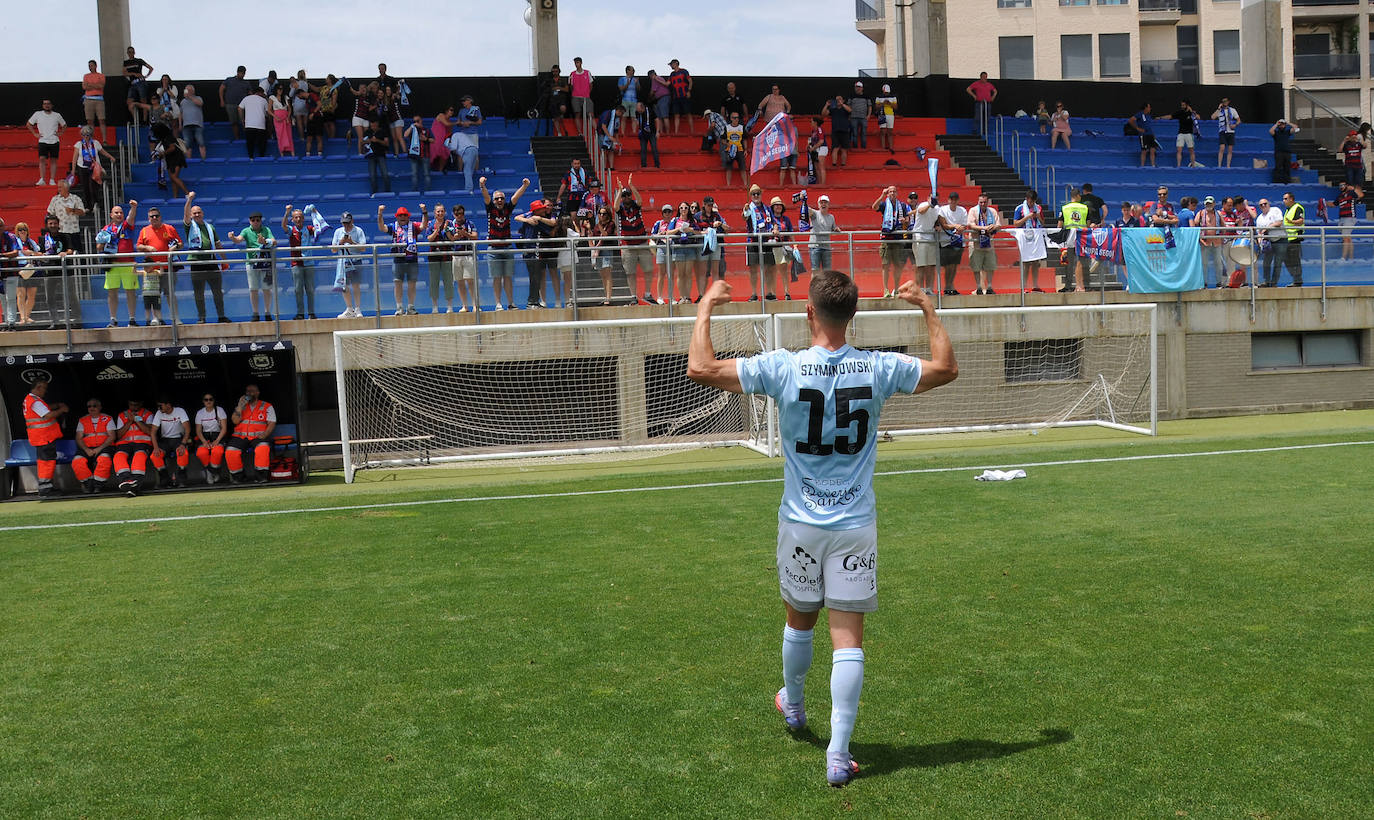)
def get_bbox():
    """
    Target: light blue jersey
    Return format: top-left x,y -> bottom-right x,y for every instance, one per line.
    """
738,345 -> 922,530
